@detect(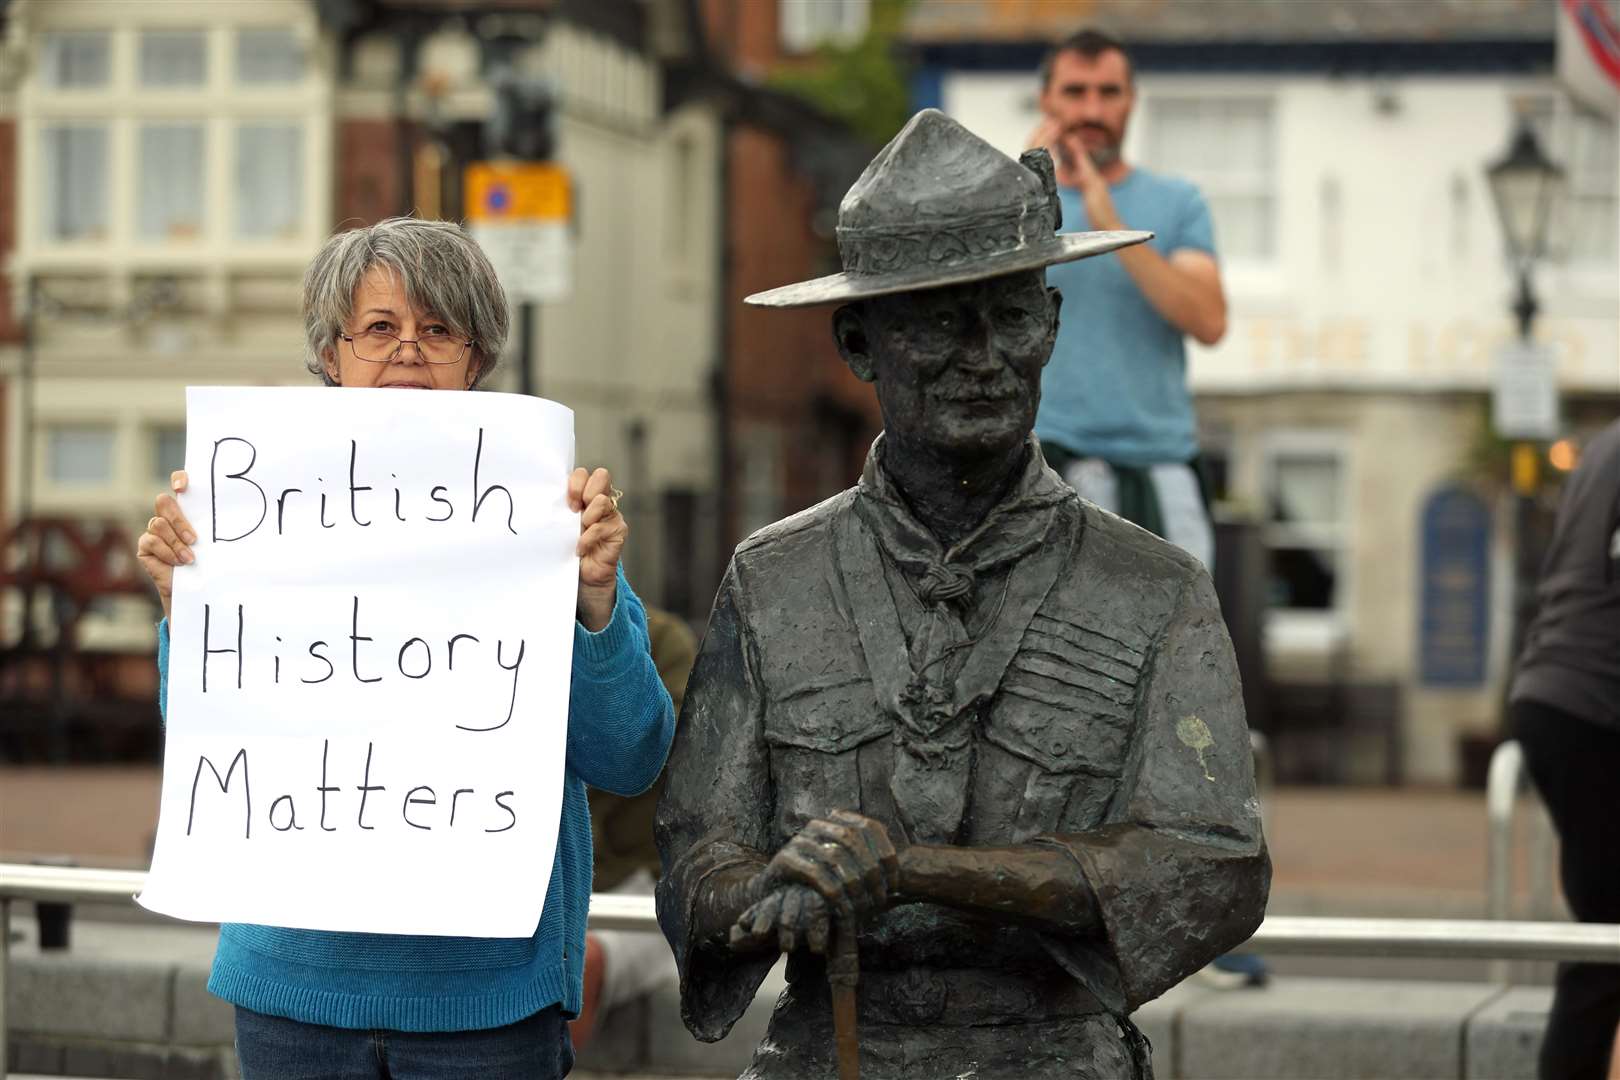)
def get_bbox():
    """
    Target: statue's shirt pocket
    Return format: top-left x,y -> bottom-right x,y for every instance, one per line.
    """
763,674 -> 887,837
979,615 -> 1147,837
994,614 -> 1145,766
